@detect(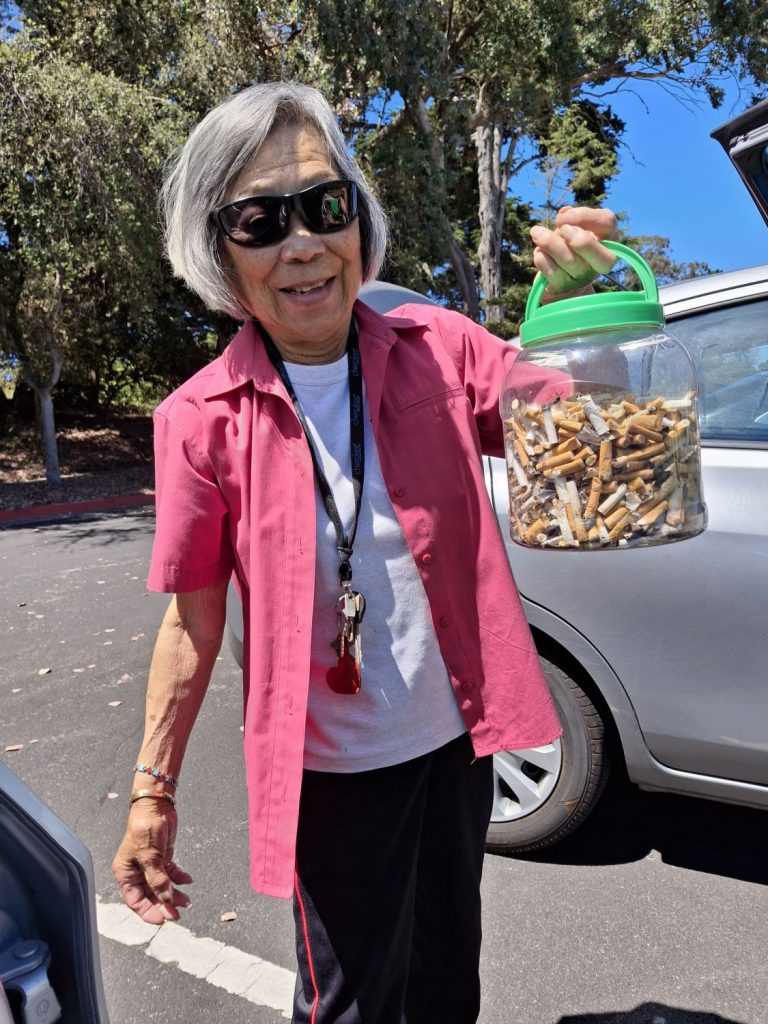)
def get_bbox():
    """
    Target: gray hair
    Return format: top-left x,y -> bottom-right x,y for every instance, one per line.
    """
161,82 -> 389,320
